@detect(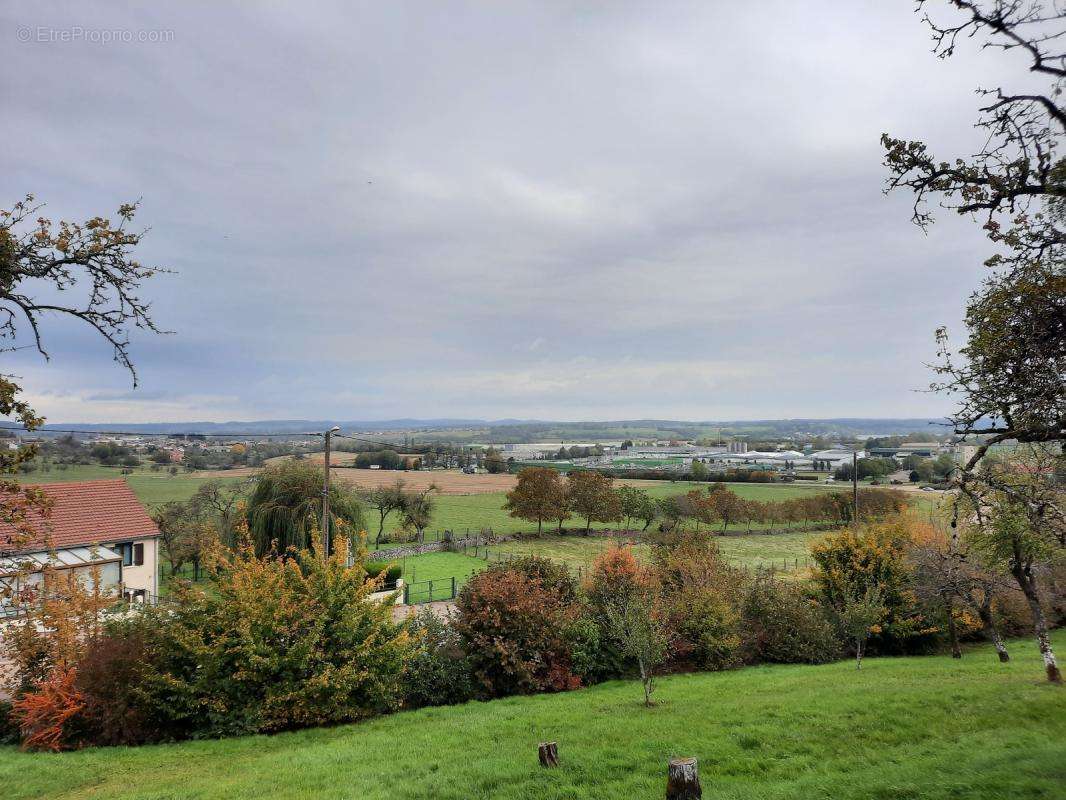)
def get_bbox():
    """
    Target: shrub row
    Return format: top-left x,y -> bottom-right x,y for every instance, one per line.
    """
4,515 -> 1058,750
